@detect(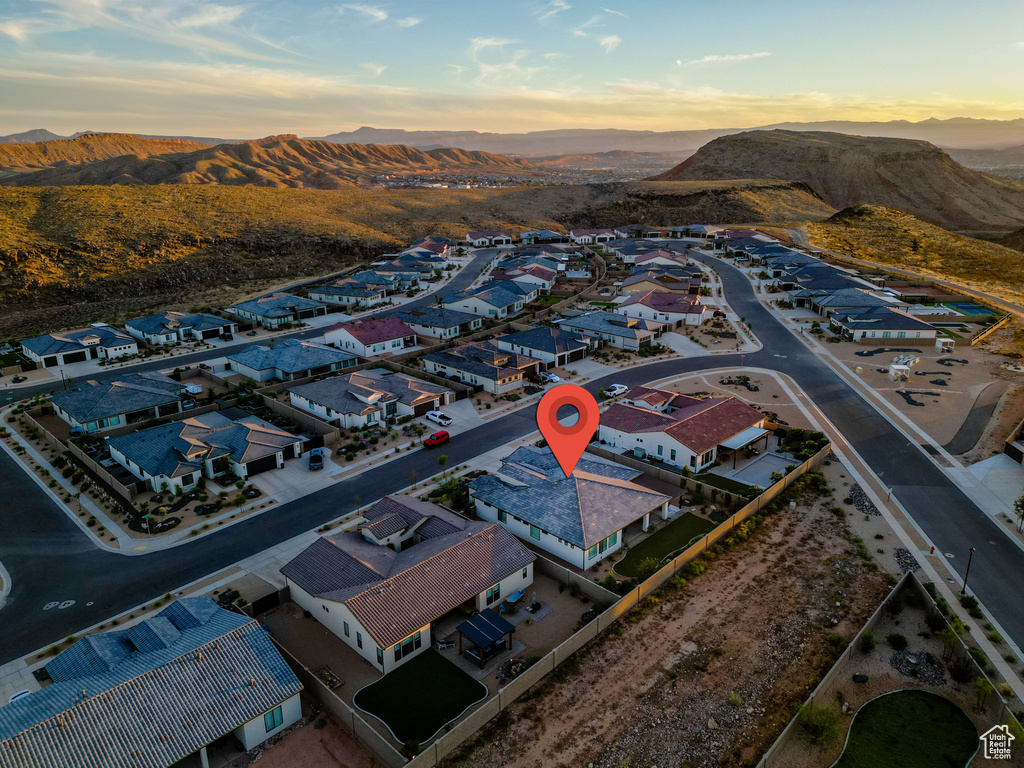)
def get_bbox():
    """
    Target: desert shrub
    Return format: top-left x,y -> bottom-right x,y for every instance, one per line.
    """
859,631 -> 876,654
886,633 -> 908,651
797,703 -> 841,746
